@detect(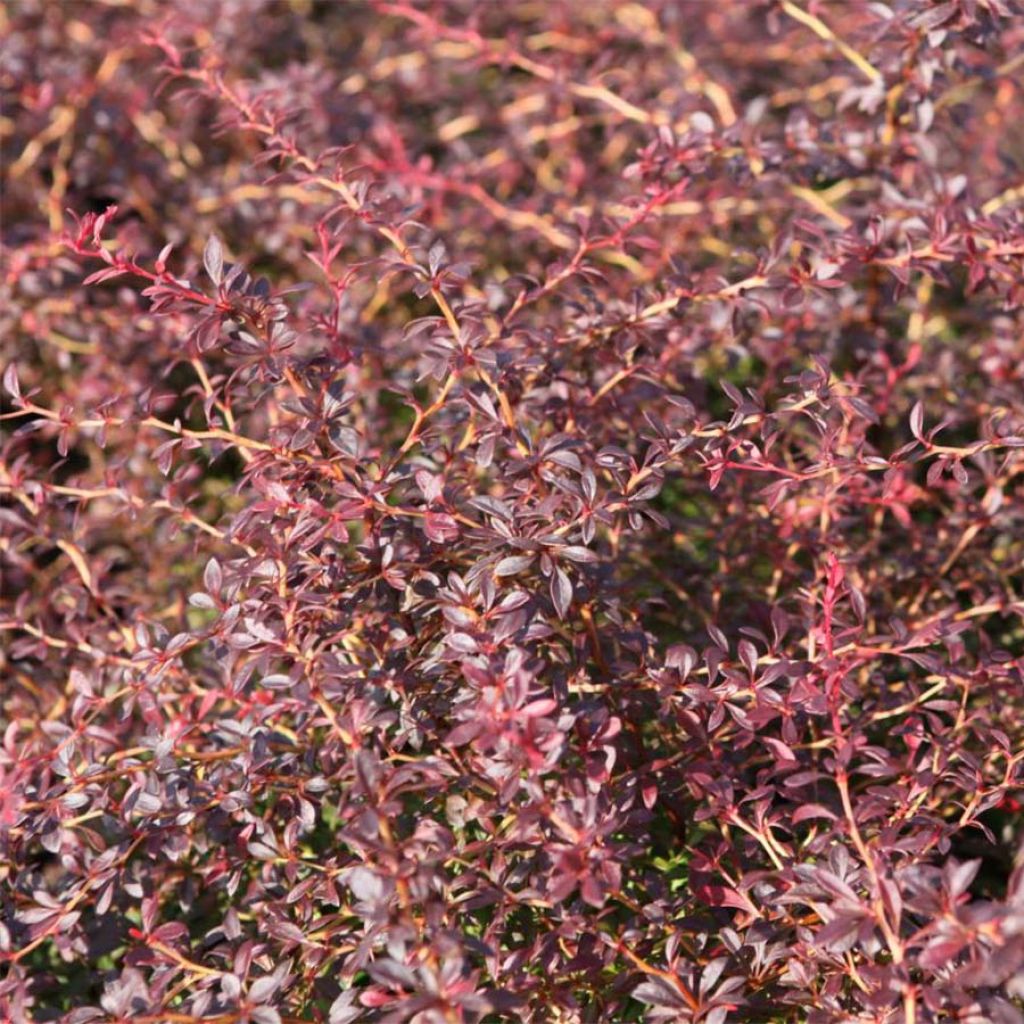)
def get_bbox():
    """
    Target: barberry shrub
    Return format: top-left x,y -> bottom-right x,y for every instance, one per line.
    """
3,1 -> 1024,1021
